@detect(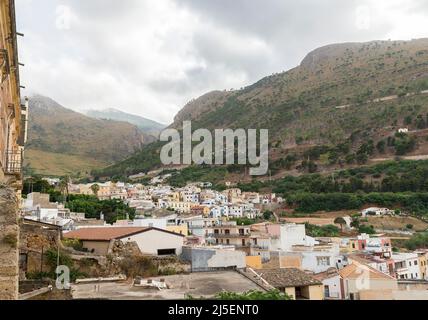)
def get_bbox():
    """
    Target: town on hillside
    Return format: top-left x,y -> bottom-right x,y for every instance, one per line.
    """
1,0 -> 428,307
17,176 -> 428,300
